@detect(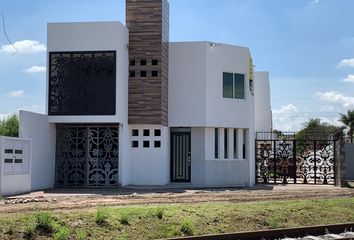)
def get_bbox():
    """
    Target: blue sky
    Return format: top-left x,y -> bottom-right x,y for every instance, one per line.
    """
0,0 -> 354,131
